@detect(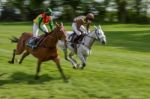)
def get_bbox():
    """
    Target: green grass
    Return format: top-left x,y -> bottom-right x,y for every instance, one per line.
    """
0,22 -> 150,99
